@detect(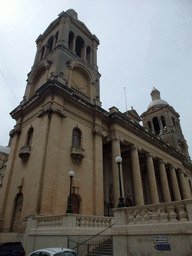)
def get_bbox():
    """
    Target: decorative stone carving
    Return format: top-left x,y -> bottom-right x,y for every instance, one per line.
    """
19,146 -> 31,162
92,128 -> 107,138
37,105 -> 67,118
71,146 -> 85,165
9,124 -> 21,138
